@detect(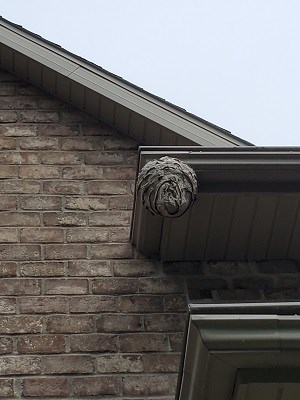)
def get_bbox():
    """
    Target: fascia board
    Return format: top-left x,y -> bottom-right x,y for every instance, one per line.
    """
193,314 -> 280,351
192,314 -> 300,353
0,20 -> 248,147
0,24 -> 77,76
70,68 -> 232,146
178,314 -> 300,399
138,147 -> 300,167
